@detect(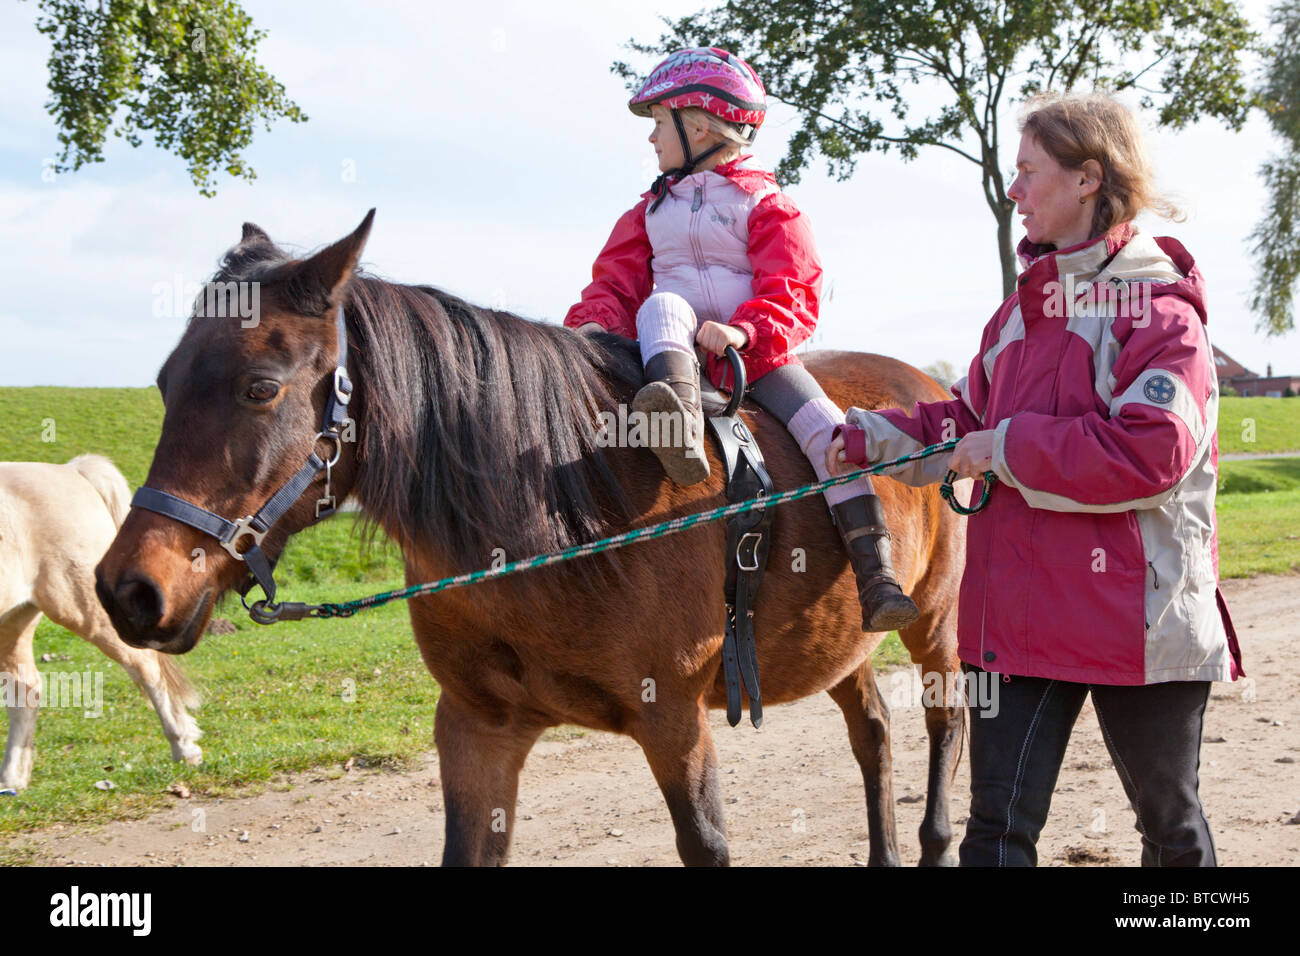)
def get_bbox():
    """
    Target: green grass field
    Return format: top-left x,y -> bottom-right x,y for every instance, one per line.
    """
0,516 -> 437,839
0,386 -> 1294,843
1215,457 -> 1300,578
0,387 -> 164,488
1217,396 -> 1300,454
